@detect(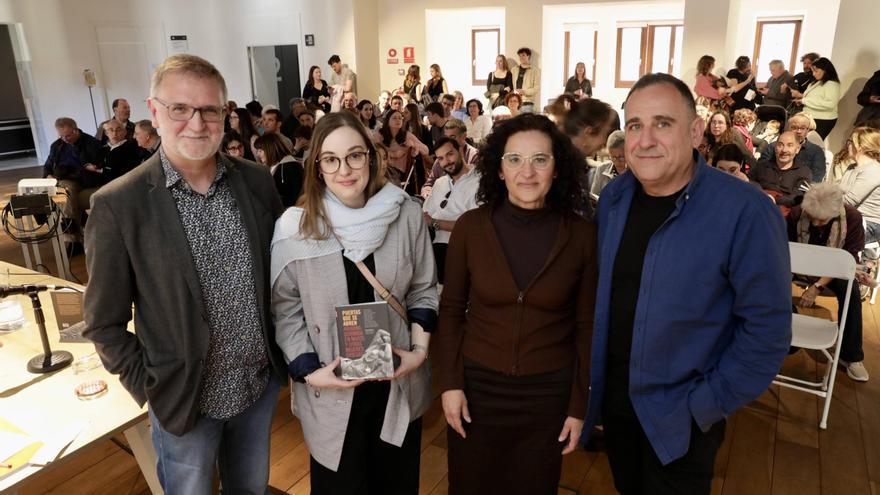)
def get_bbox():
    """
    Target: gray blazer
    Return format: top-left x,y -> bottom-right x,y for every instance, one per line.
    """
271,198 -> 438,471
83,152 -> 287,436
